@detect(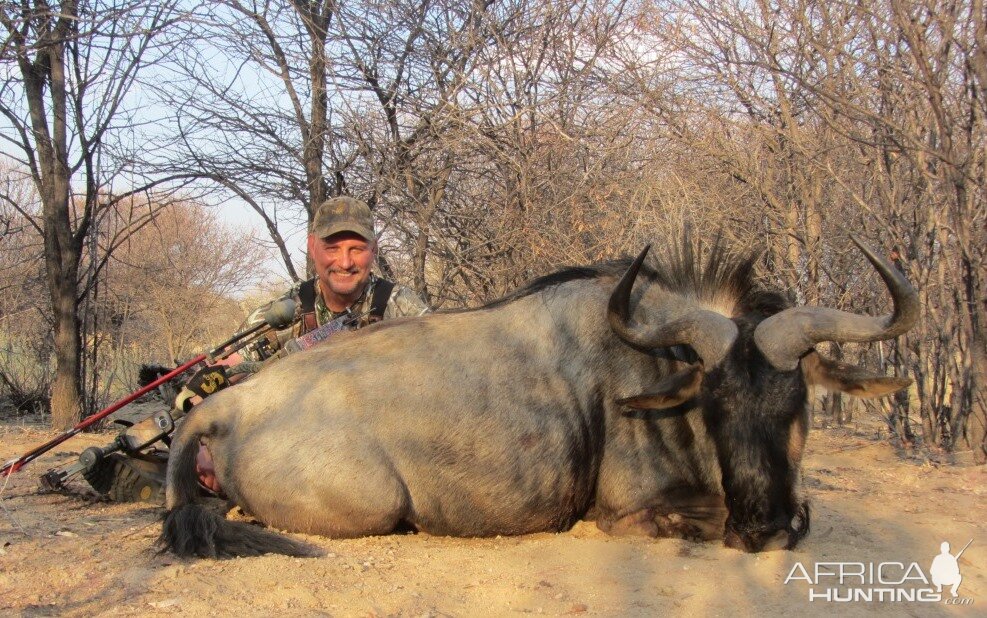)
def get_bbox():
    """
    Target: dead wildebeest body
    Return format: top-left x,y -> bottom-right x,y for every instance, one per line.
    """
160,236 -> 917,558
